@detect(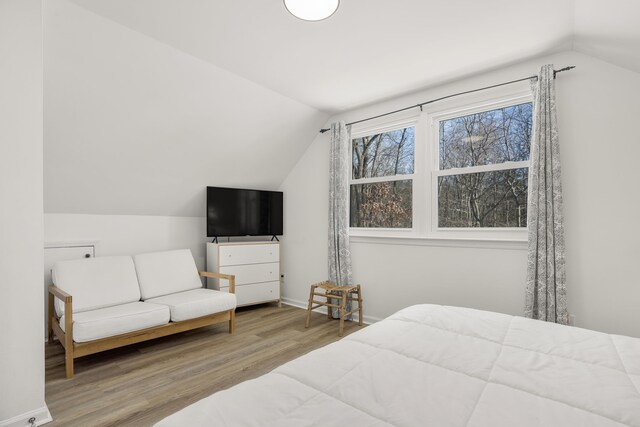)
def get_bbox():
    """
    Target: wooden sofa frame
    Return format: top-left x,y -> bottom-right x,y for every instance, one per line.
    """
48,271 -> 235,378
